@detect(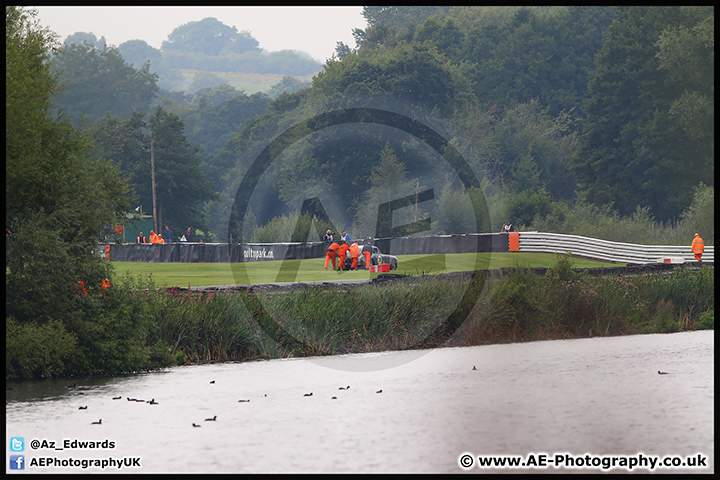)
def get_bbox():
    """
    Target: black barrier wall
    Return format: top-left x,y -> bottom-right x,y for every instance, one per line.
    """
108,233 -> 510,263
373,233 -> 508,256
